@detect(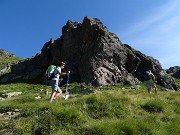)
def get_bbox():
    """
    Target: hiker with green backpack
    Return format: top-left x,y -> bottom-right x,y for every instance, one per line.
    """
47,62 -> 69,102
144,70 -> 157,94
